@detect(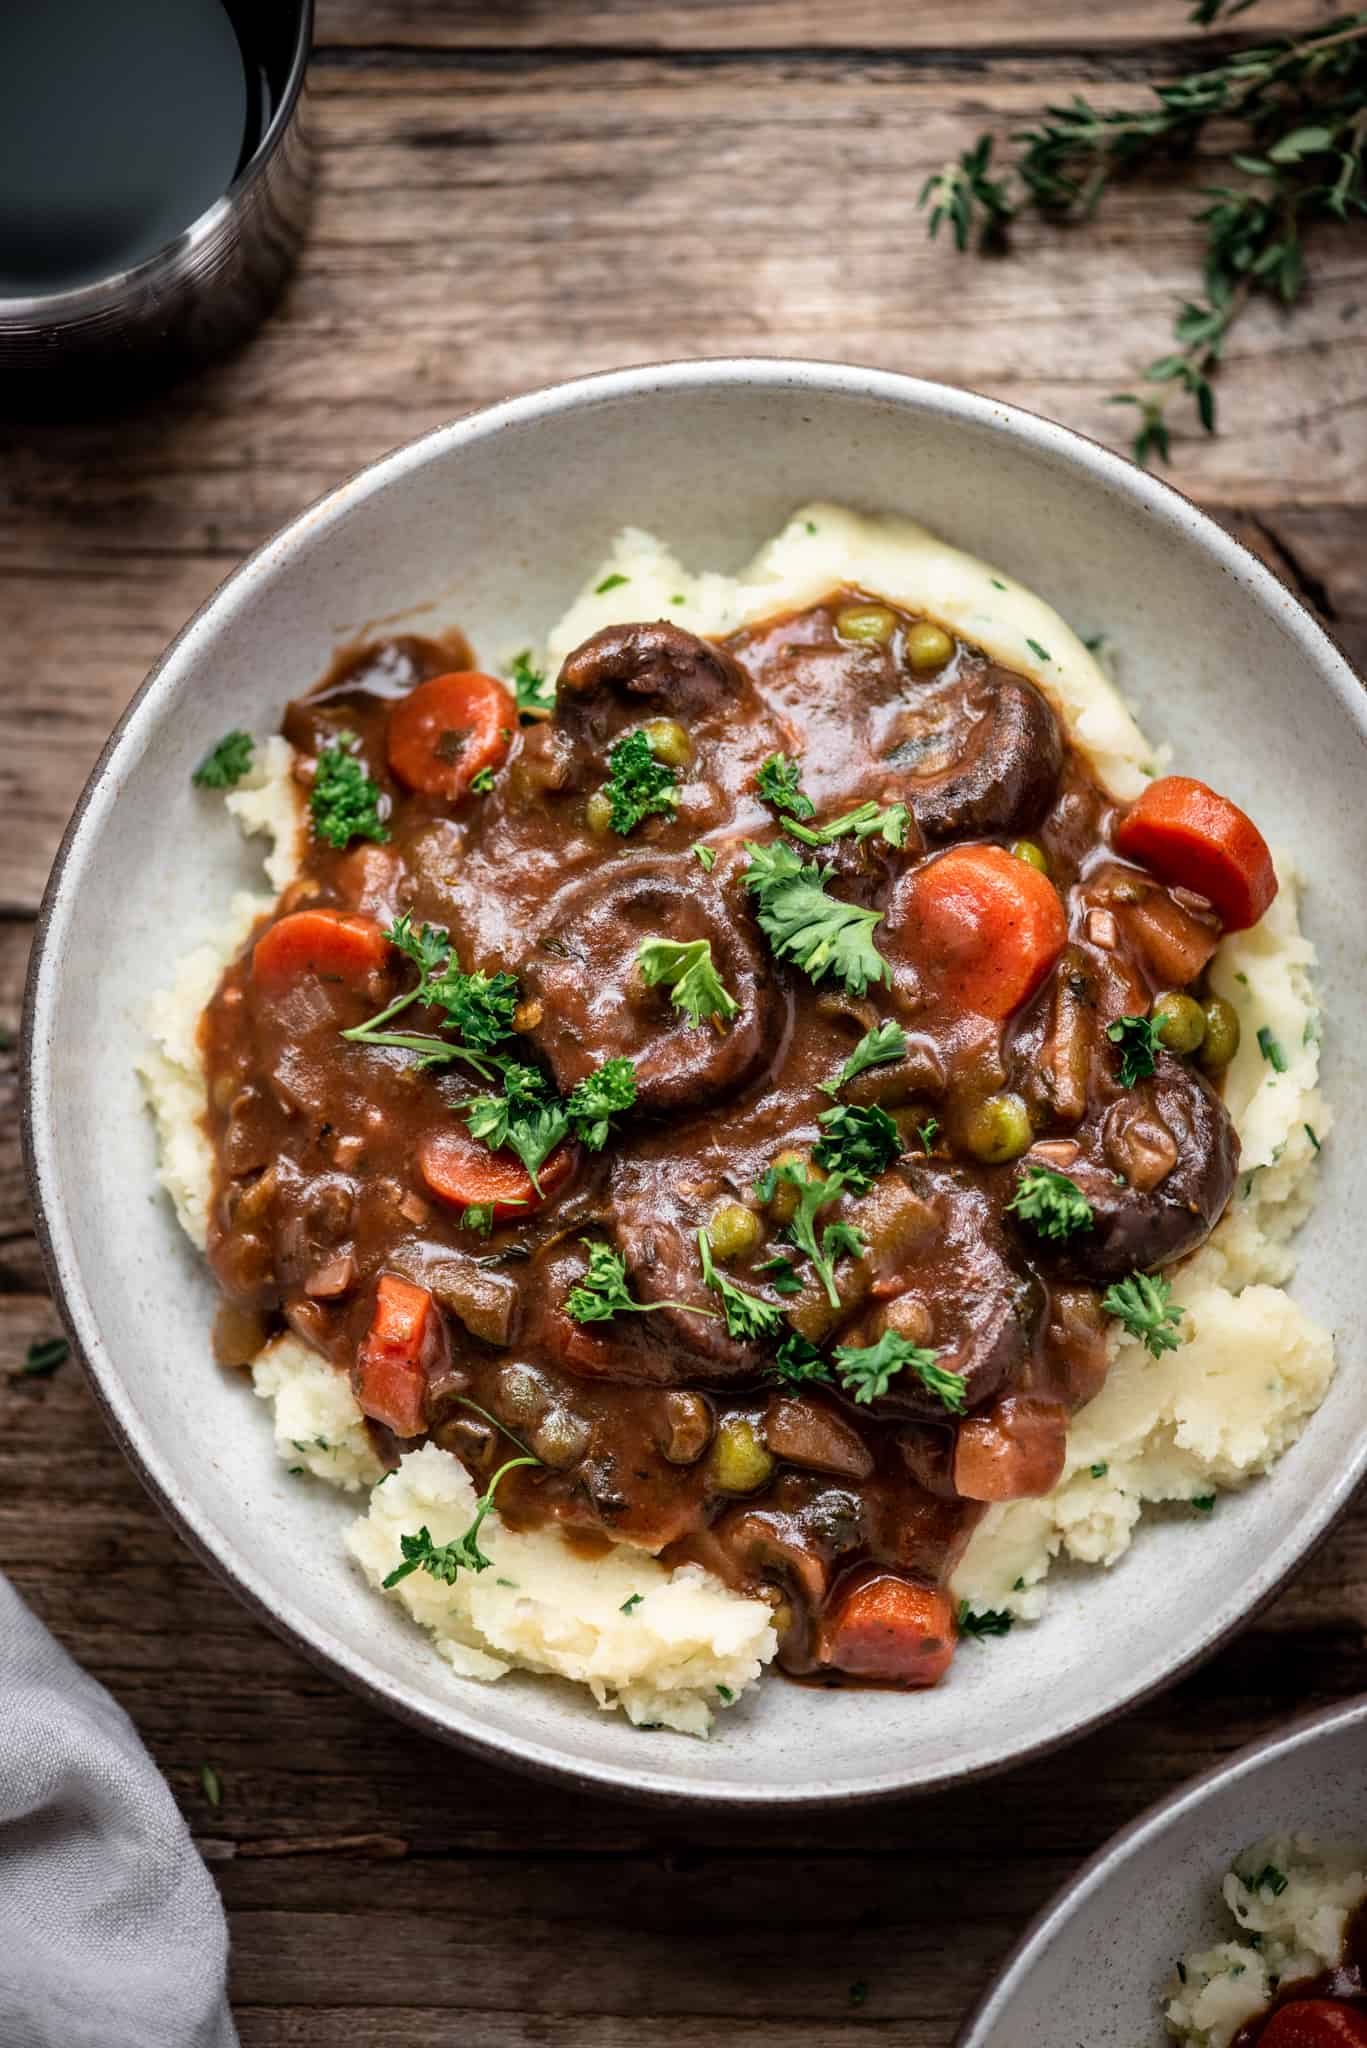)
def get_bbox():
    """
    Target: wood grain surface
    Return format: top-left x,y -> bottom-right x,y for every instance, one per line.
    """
2,4 -> 1364,2042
